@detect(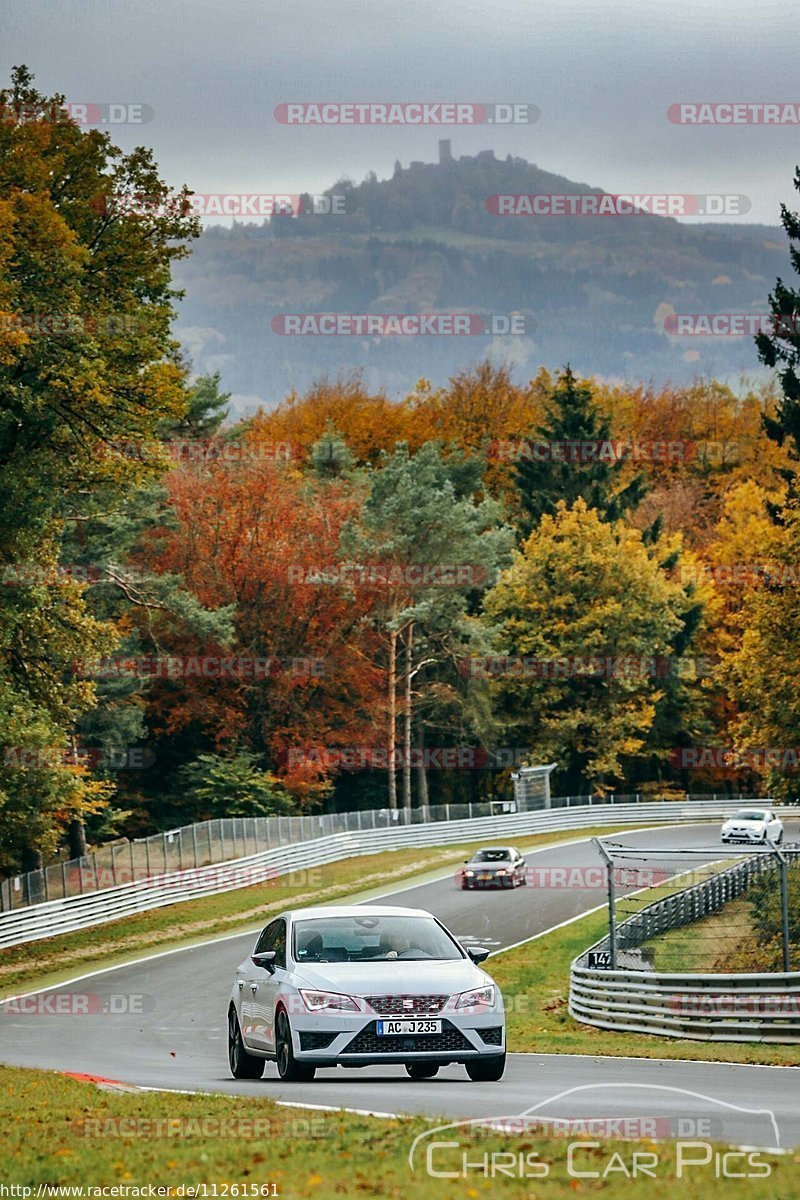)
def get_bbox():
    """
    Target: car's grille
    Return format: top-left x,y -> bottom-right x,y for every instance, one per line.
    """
299,1030 -> 338,1051
342,1020 -> 472,1055
366,994 -> 448,1016
479,1026 -> 503,1046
